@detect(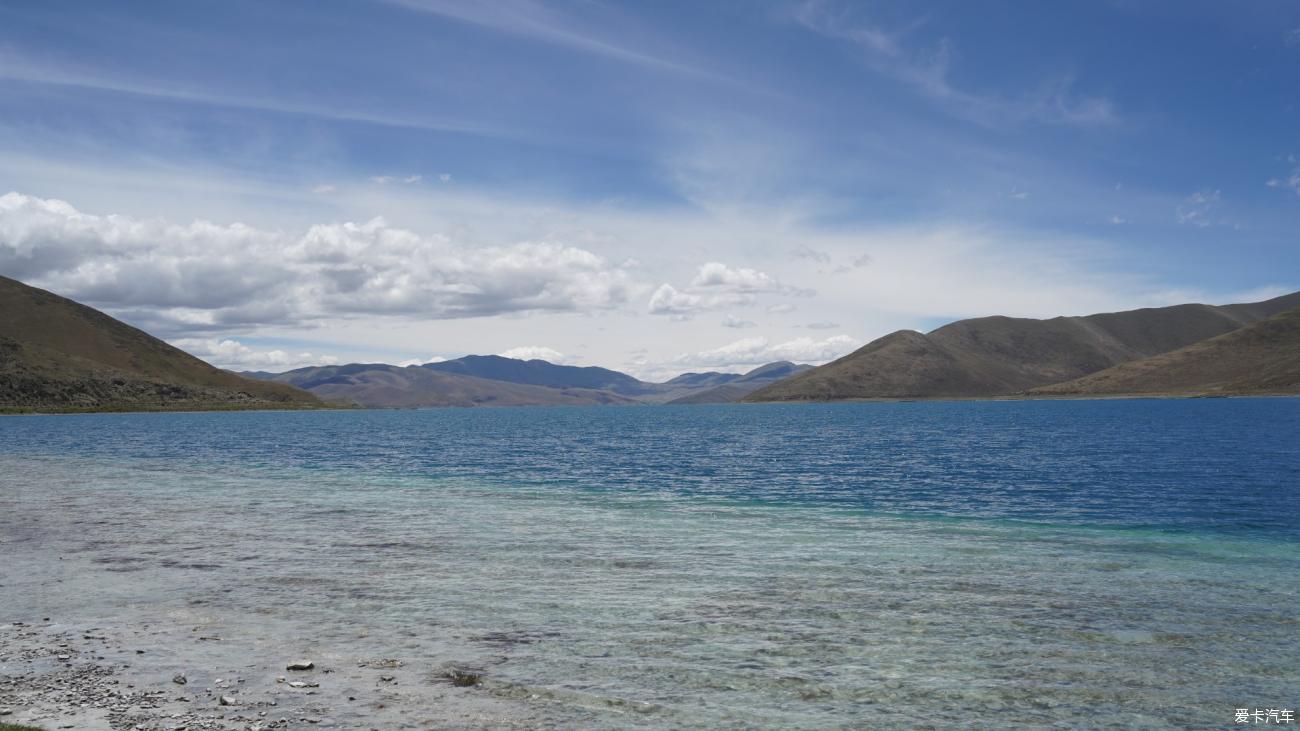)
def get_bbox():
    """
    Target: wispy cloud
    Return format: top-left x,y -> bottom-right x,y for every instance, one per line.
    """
380,0 -> 758,92
1176,189 -> 1222,227
369,174 -> 424,185
722,315 -> 757,329
792,0 -> 1118,128
0,52 -> 523,141
1266,155 -> 1300,195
